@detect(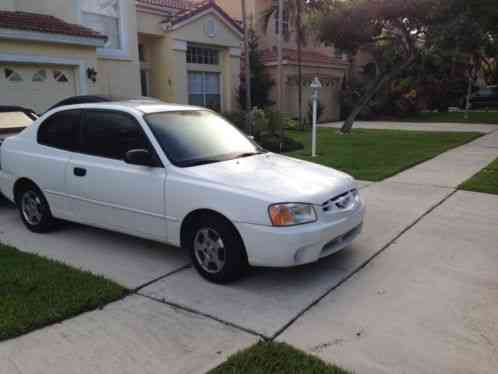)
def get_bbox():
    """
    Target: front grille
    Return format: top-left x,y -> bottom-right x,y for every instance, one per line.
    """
321,224 -> 363,256
322,189 -> 358,212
